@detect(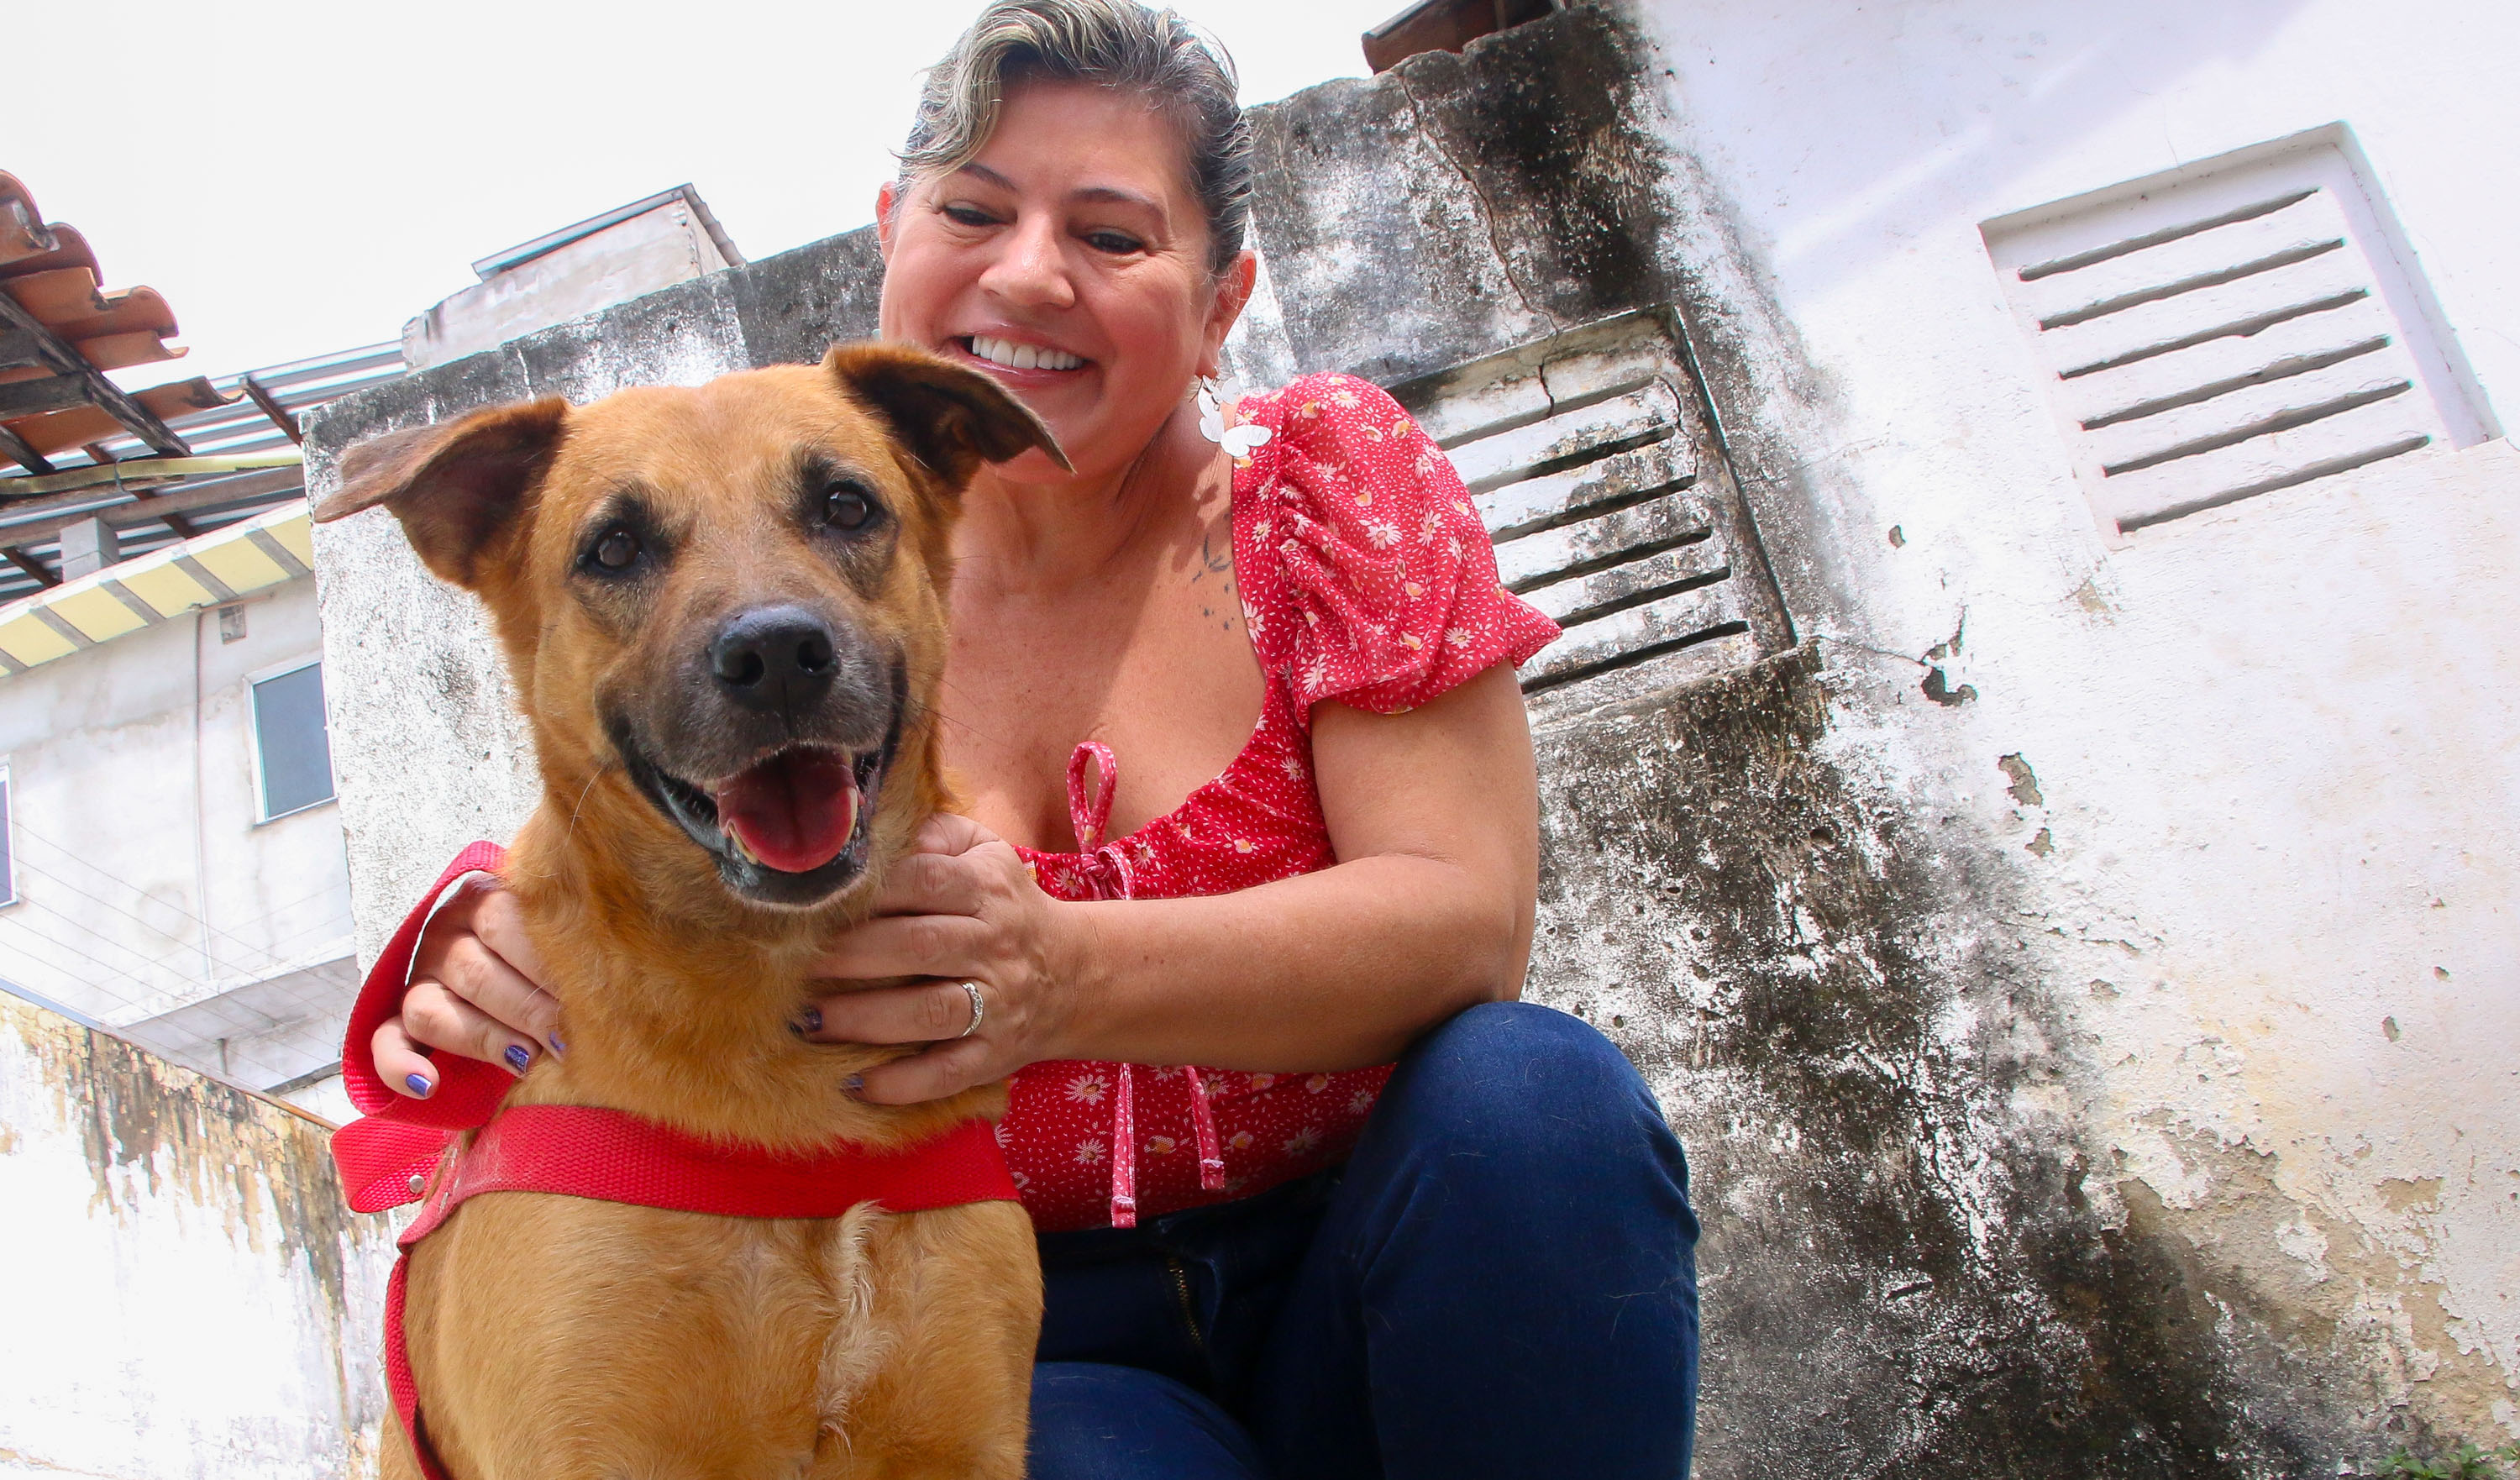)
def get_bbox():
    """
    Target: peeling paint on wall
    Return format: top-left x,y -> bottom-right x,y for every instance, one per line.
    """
0,992 -> 396,1478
